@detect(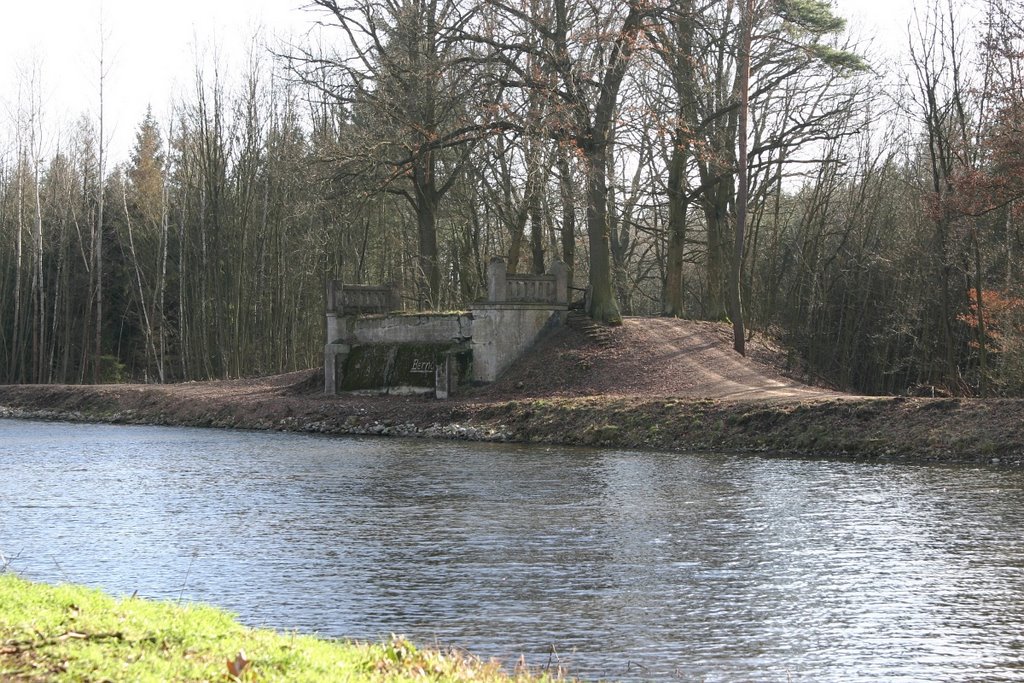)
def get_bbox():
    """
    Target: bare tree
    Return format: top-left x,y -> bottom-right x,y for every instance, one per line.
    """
92,16 -> 112,383
478,0 -> 658,322
295,0 -> 492,309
